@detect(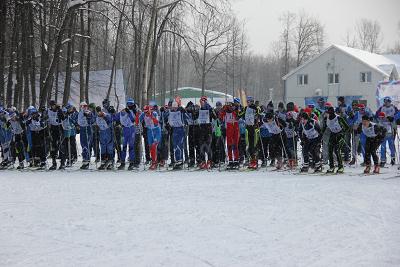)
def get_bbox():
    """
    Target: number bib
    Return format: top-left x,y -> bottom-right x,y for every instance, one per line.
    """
327,116 -> 342,133
245,108 -> 255,125
120,112 -> 134,128
168,111 -> 183,127
198,110 -> 210,124
96,116 -> 110,131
